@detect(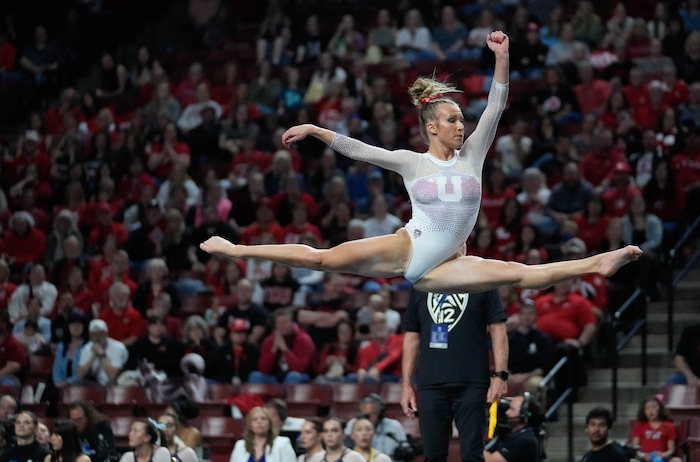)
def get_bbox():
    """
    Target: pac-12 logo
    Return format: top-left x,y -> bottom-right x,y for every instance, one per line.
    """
427,292 -> 469,331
